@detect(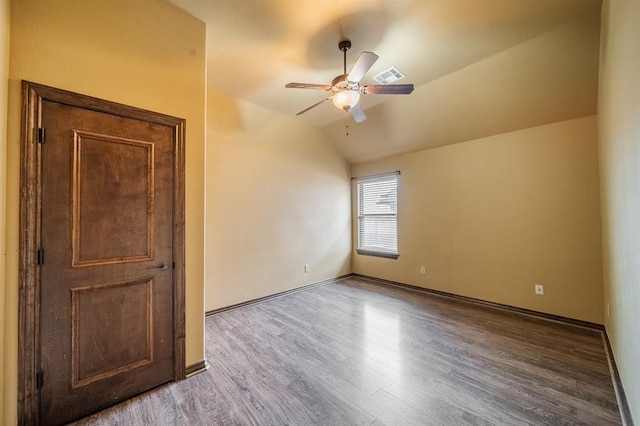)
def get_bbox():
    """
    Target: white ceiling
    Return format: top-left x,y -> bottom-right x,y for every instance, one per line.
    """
168,0 -> 602,163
